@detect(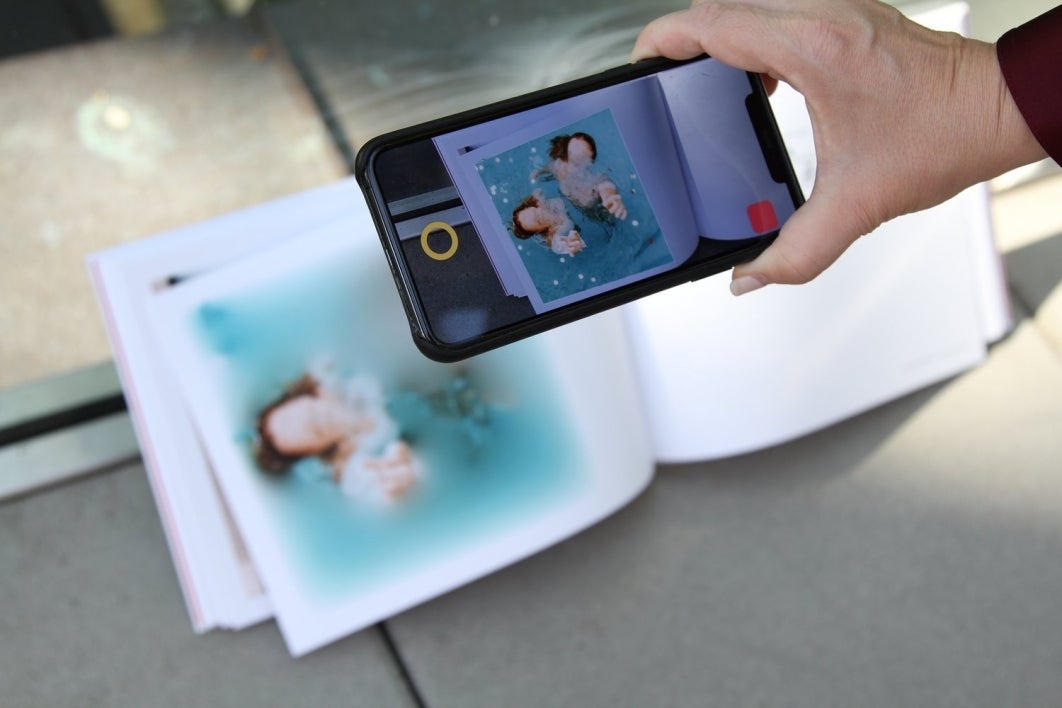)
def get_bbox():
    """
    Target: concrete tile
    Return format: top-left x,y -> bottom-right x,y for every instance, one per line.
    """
998,226 -> 1057,312
1004,231 -> 1062,355
0,462 -> 414,708
1037,287 -> 1062,357
992,171 -> 1062,251
991,157 -> 1062,361
386,322 -> 1062,708
0,19 -> 345,388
